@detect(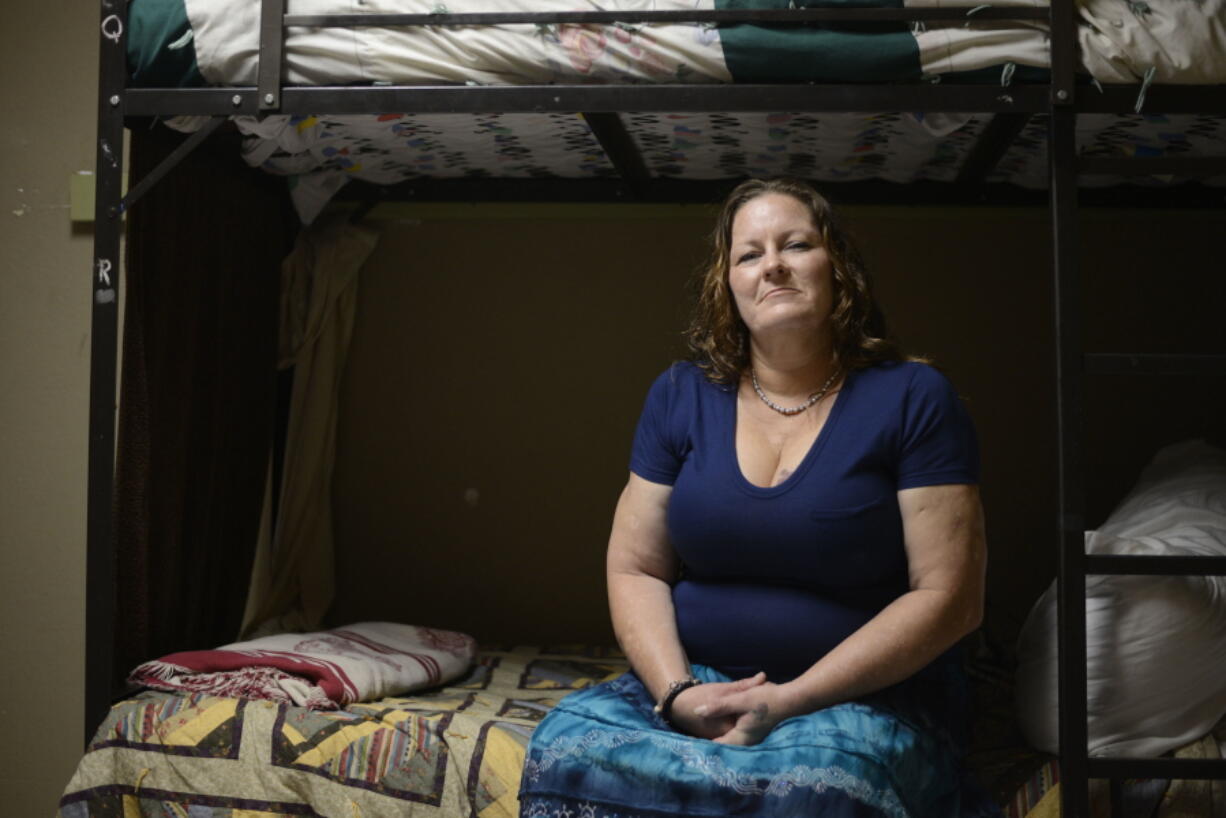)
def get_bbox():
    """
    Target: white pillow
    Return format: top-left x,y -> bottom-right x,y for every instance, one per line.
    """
1015,440 -> 1226,757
